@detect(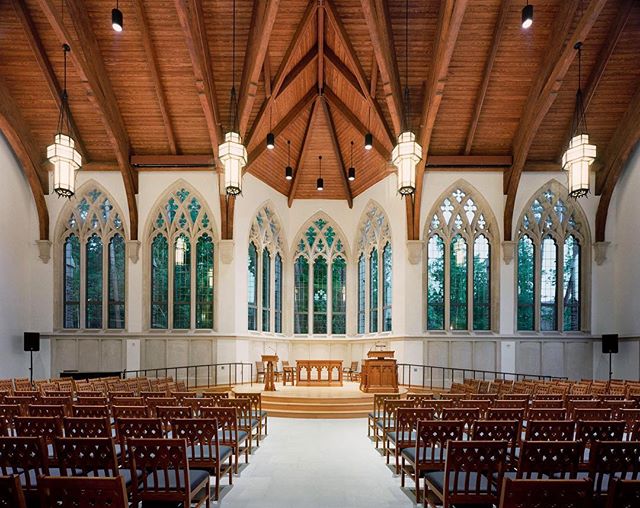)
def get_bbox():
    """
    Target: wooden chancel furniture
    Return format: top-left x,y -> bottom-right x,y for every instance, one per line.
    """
360,350 -> 398,393
296,360 -> 343,386
262,354 -> 278,391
